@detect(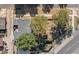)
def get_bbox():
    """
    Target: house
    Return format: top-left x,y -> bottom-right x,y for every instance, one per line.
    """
0,17 -> 6,51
